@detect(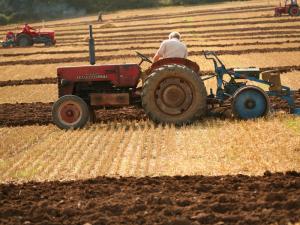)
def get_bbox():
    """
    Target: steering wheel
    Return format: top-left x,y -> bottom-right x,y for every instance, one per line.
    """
136,51 -> 153,64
